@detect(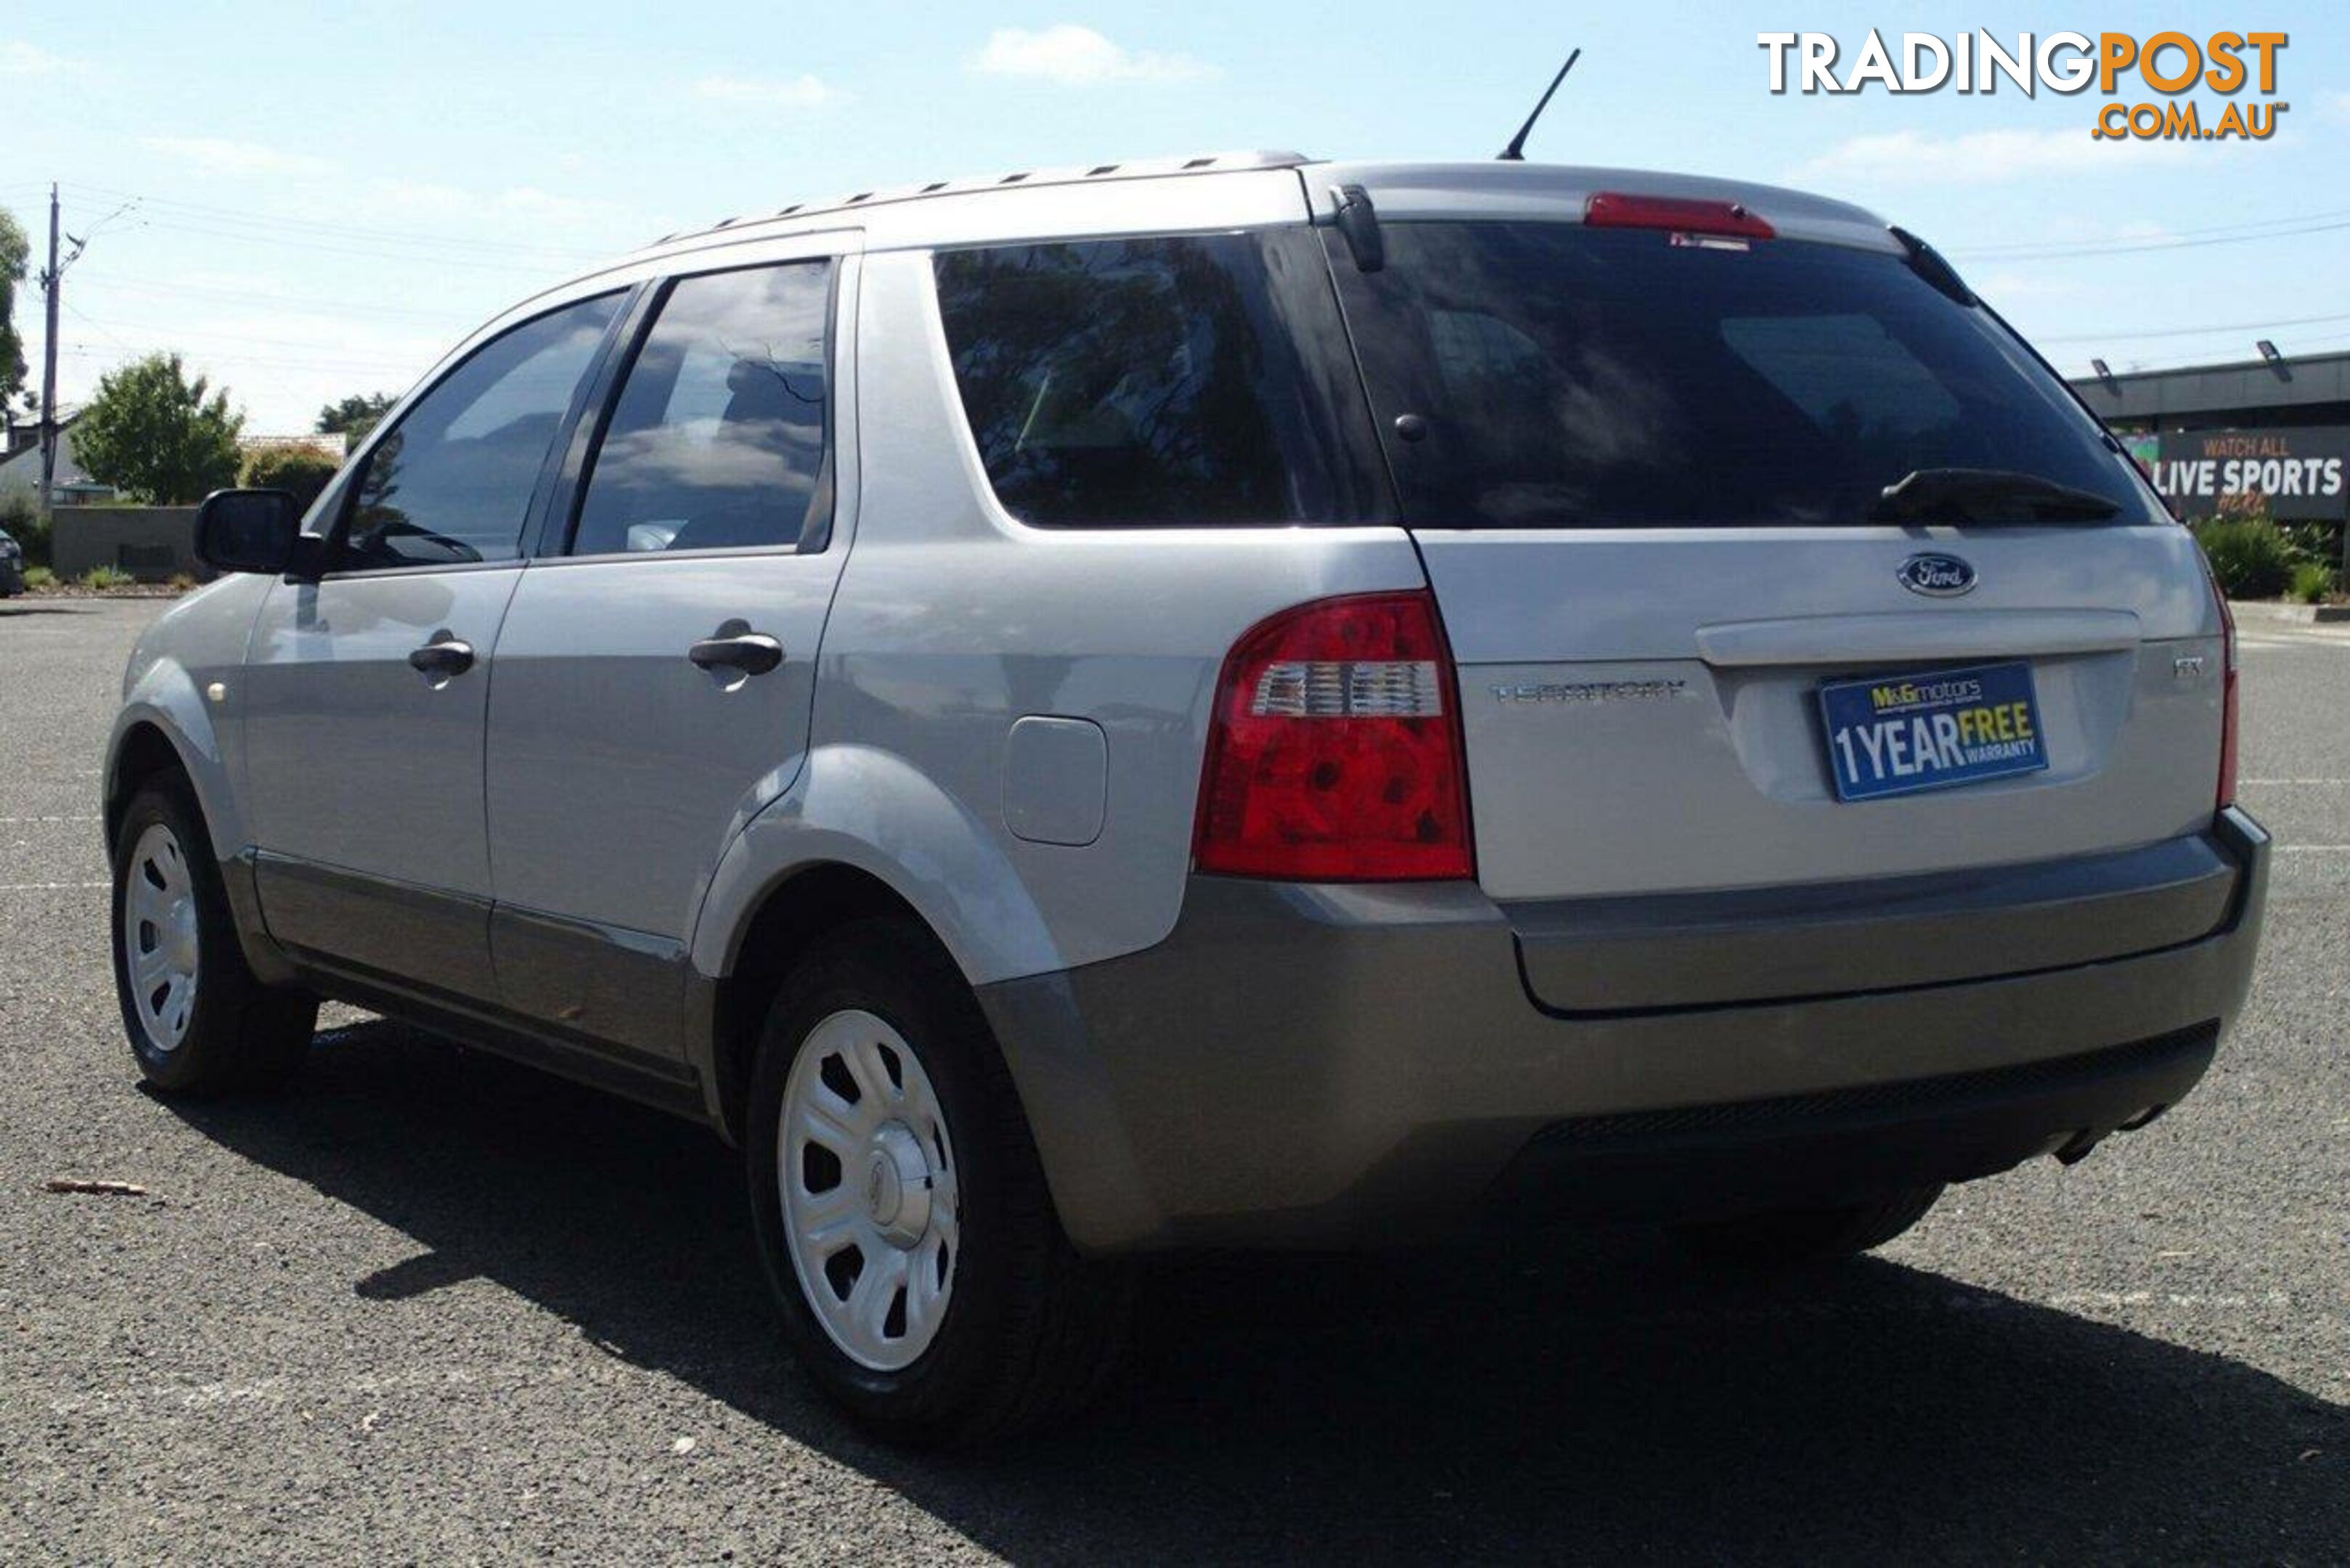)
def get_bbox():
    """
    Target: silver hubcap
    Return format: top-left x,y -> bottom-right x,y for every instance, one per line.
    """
779,1009 -> 959,1371
122,822 -> 199,1051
